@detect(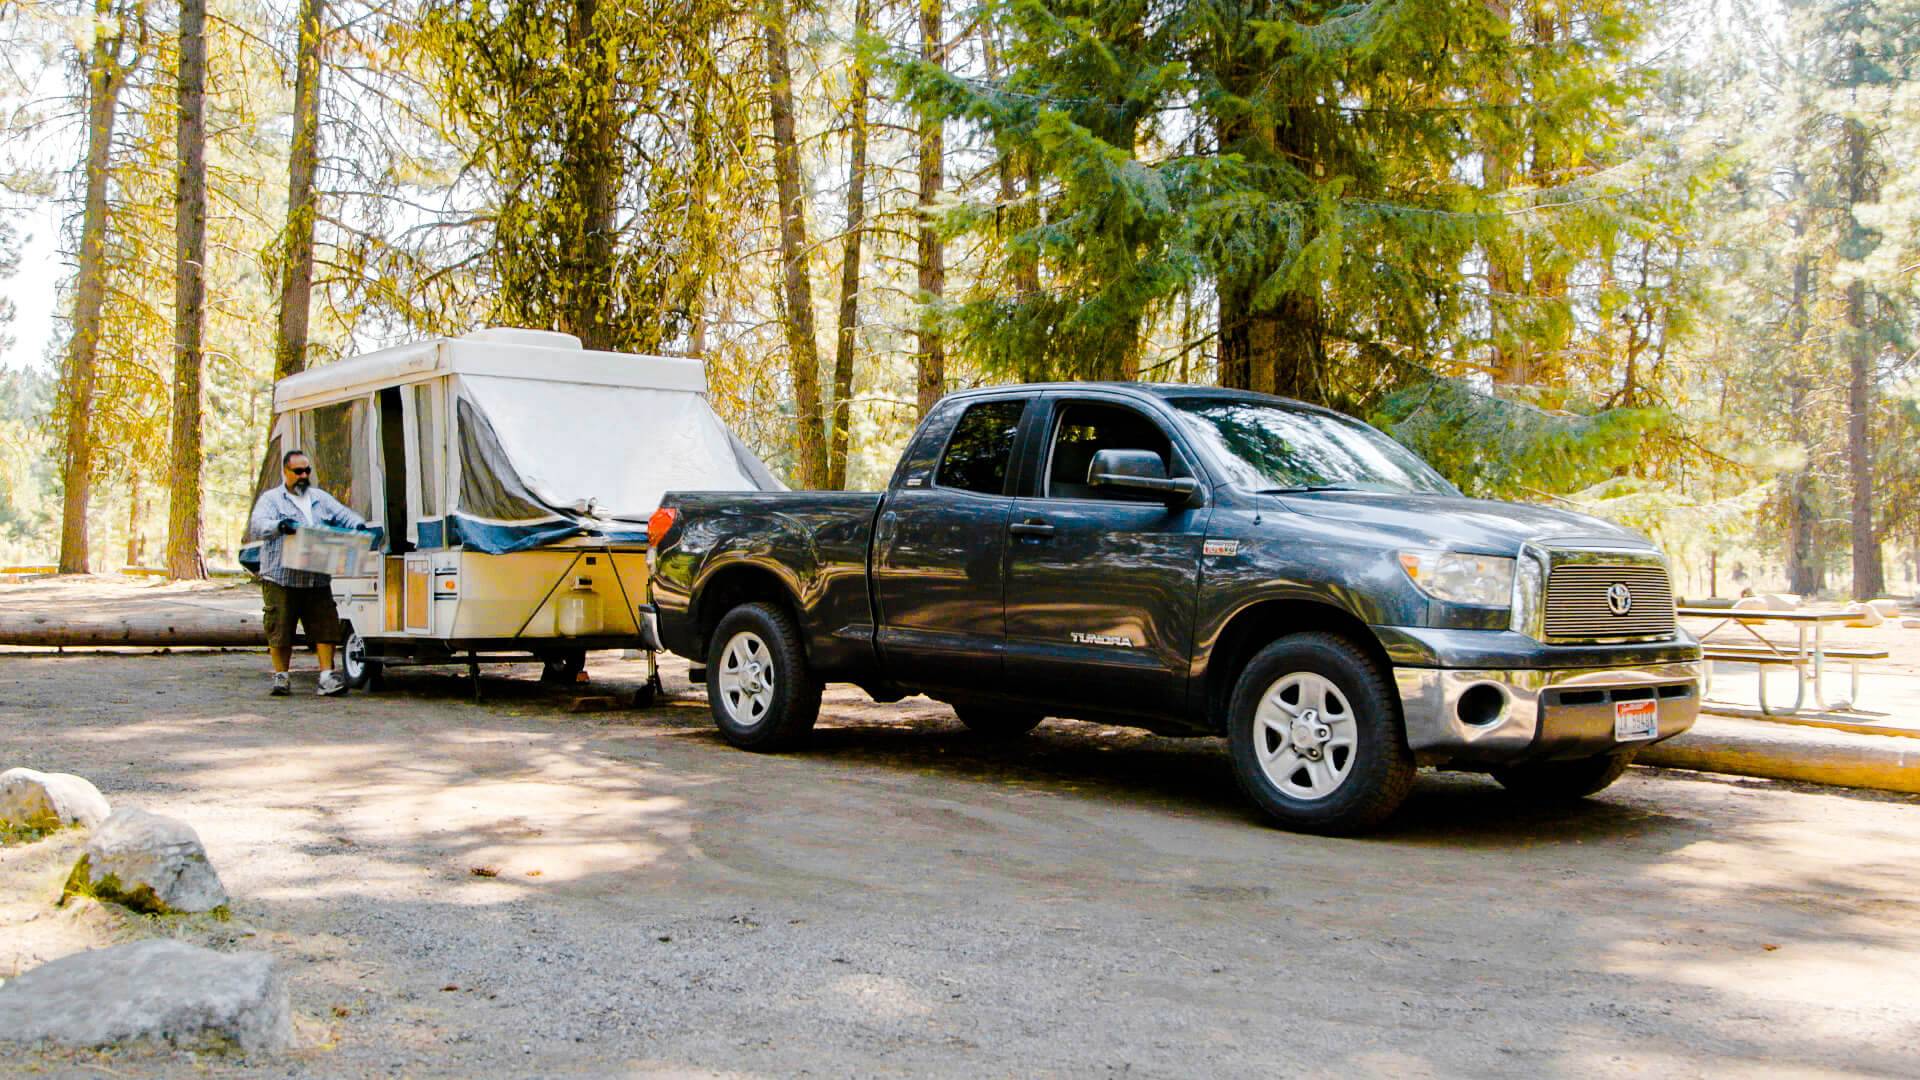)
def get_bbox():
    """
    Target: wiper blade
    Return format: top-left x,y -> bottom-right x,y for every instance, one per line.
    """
1254,484 -> 1361,494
